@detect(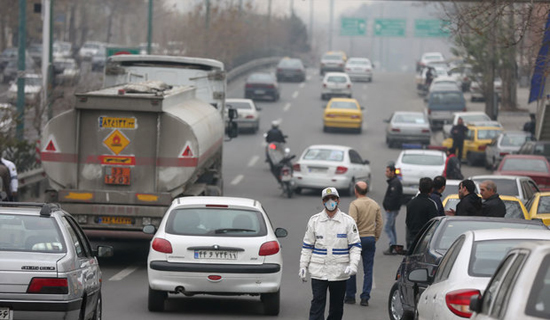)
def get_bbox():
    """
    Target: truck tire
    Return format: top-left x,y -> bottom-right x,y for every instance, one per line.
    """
262,290 -> 280,316
148,287 -> 166,312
